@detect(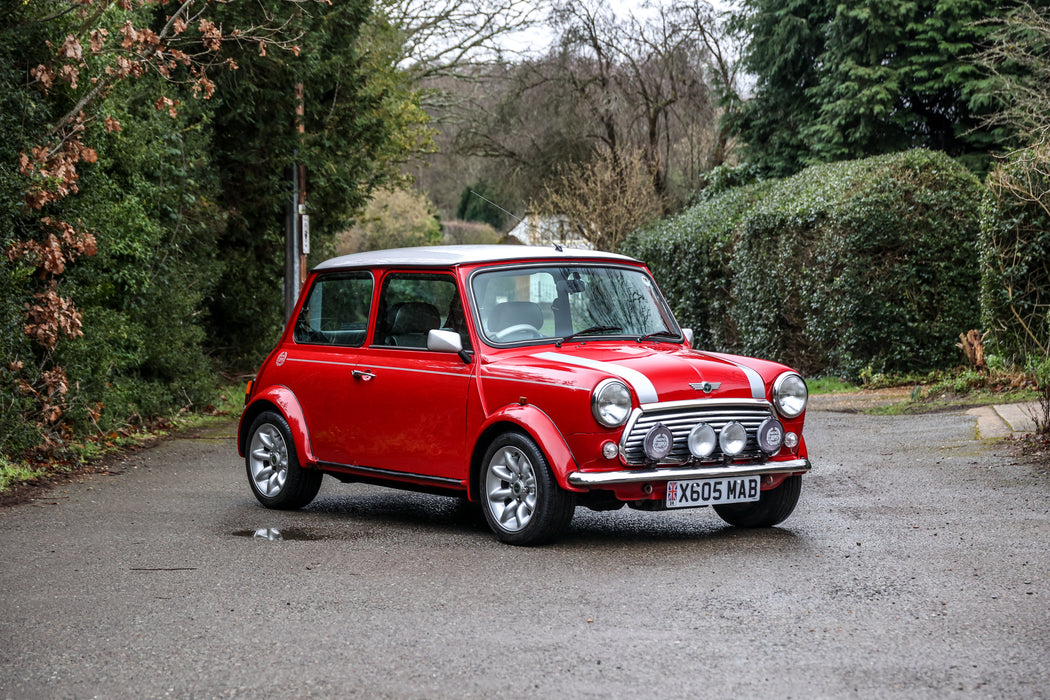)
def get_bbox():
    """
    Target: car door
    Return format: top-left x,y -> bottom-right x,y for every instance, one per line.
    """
284,270 -> 373,466
349,271 -> 474,482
